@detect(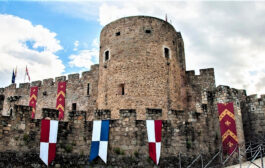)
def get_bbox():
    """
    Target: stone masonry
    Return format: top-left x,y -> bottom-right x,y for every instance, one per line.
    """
0,16 -> 264,167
